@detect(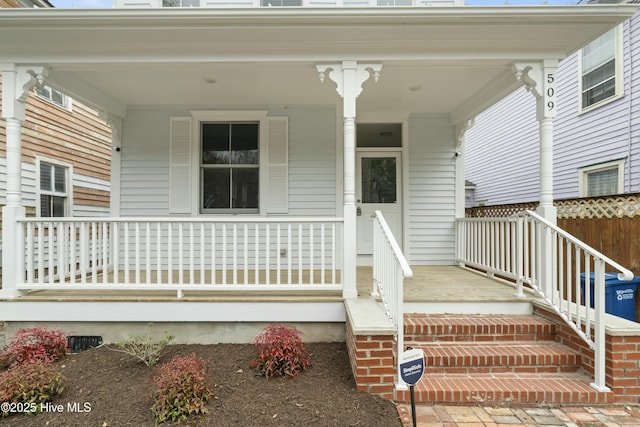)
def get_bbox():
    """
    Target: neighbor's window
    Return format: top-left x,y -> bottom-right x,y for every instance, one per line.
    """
39,161 -> 70,217
580,27 -> 621,110
162,0 -> 199,6
579,159 -> 624,197
36,86 -> 71,110
201,122 -> 259,213
261,0 -> 302,5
